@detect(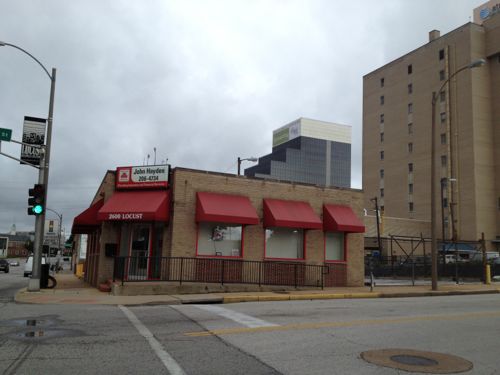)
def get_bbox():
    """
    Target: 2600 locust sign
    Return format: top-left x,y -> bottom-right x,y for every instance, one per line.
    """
116,165 -> 169,189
